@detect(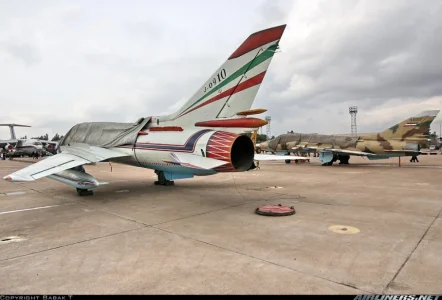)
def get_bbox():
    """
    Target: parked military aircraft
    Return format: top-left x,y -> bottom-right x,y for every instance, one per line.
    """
258,110 -> 440,166
3,24 -> 309,195
0,124 -> 44,157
